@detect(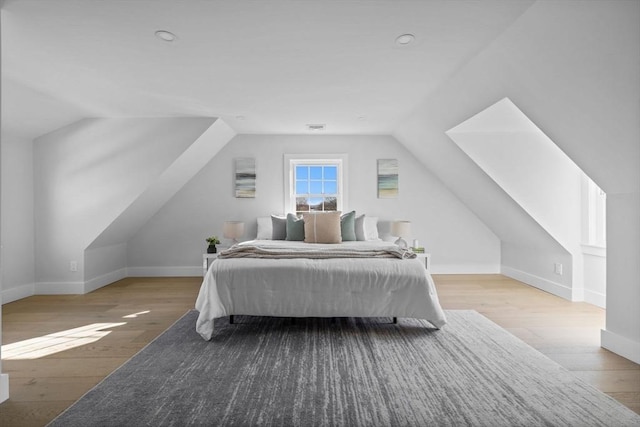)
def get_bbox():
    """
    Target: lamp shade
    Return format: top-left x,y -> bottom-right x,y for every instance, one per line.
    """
391,220 -> 411,238
223,221 -> 245,241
